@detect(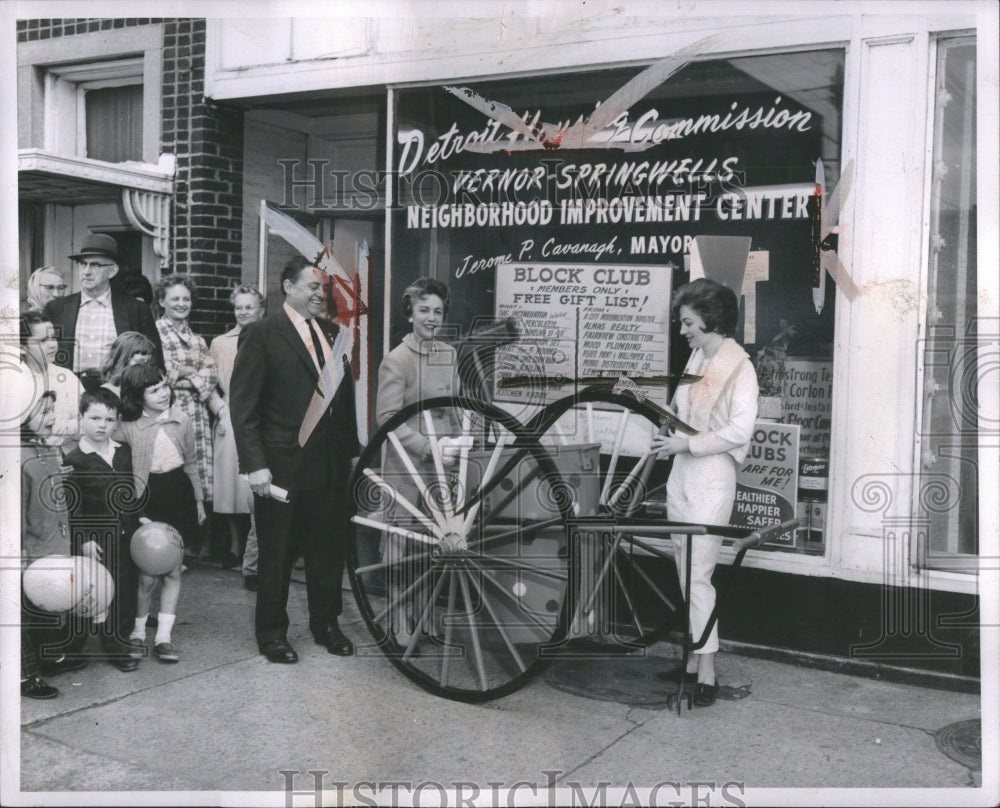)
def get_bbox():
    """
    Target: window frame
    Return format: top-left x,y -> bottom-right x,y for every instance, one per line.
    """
913,30 -> 979,574
20,24 -> 164,164
45,57 -> 146,163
